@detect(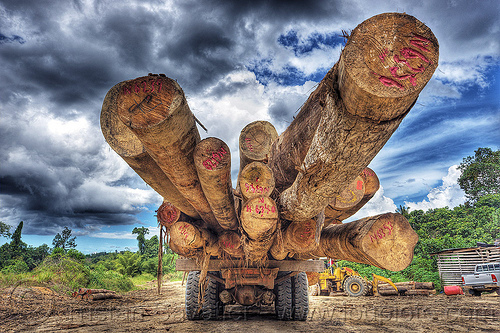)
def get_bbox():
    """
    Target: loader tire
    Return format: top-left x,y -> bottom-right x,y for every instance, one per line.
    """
292,272 -> 309,321
185,271 -> 224,320
274,271 -> 293,320
344,276 -> 369,297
